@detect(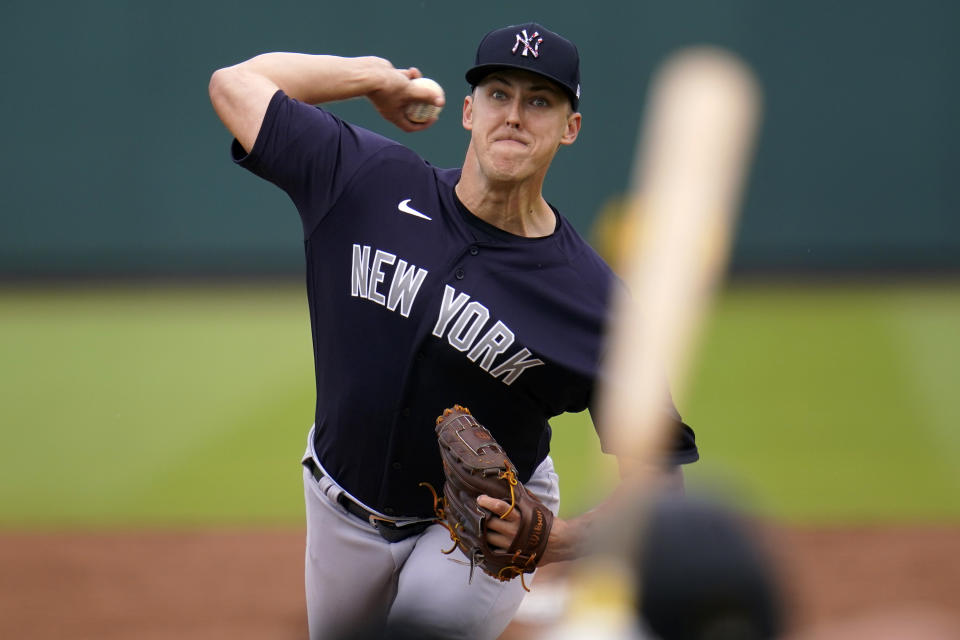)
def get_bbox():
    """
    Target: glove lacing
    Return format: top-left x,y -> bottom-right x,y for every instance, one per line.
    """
498,555 -> 537,591
419,481 -> 461,554
497,465 -> 518,519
